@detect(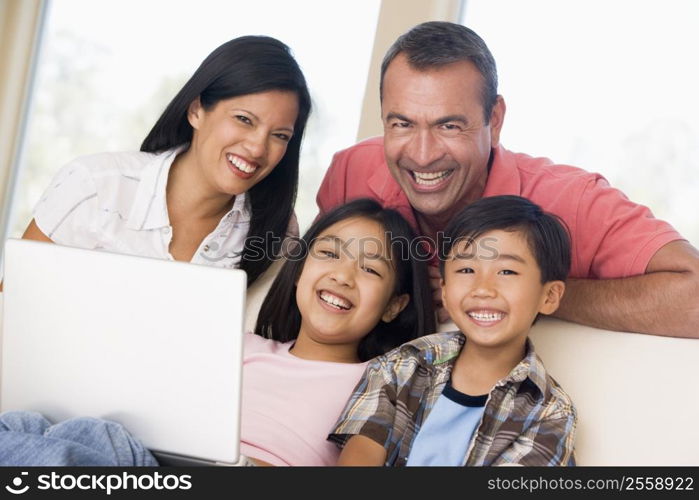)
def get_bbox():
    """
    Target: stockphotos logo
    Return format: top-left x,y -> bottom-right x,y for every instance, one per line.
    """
3,471 -> 192,496
5,472 -> 29,495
